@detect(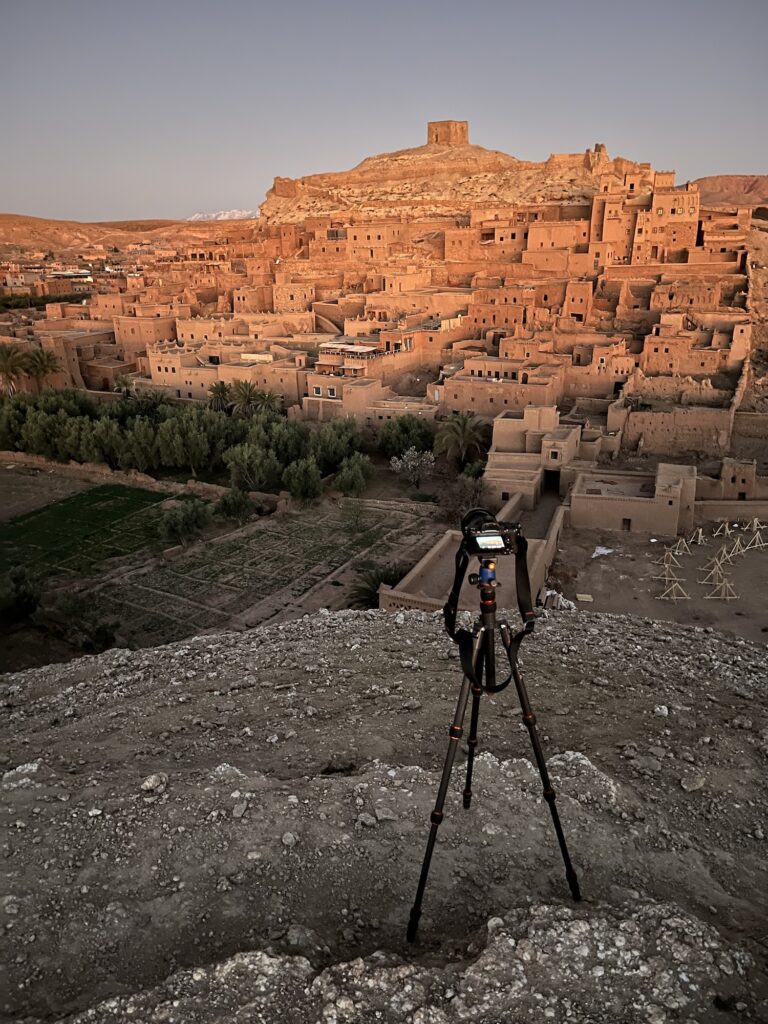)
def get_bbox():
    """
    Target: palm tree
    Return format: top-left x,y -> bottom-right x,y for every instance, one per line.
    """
255,389 -> 282,414
0,343 -> 28,398
207,380 -> 231,412
348,564 -> 408,610
435,412 -> 485,469
24,347 -> 62,393
229,379 -> 262,418
113,374 -> 136,399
